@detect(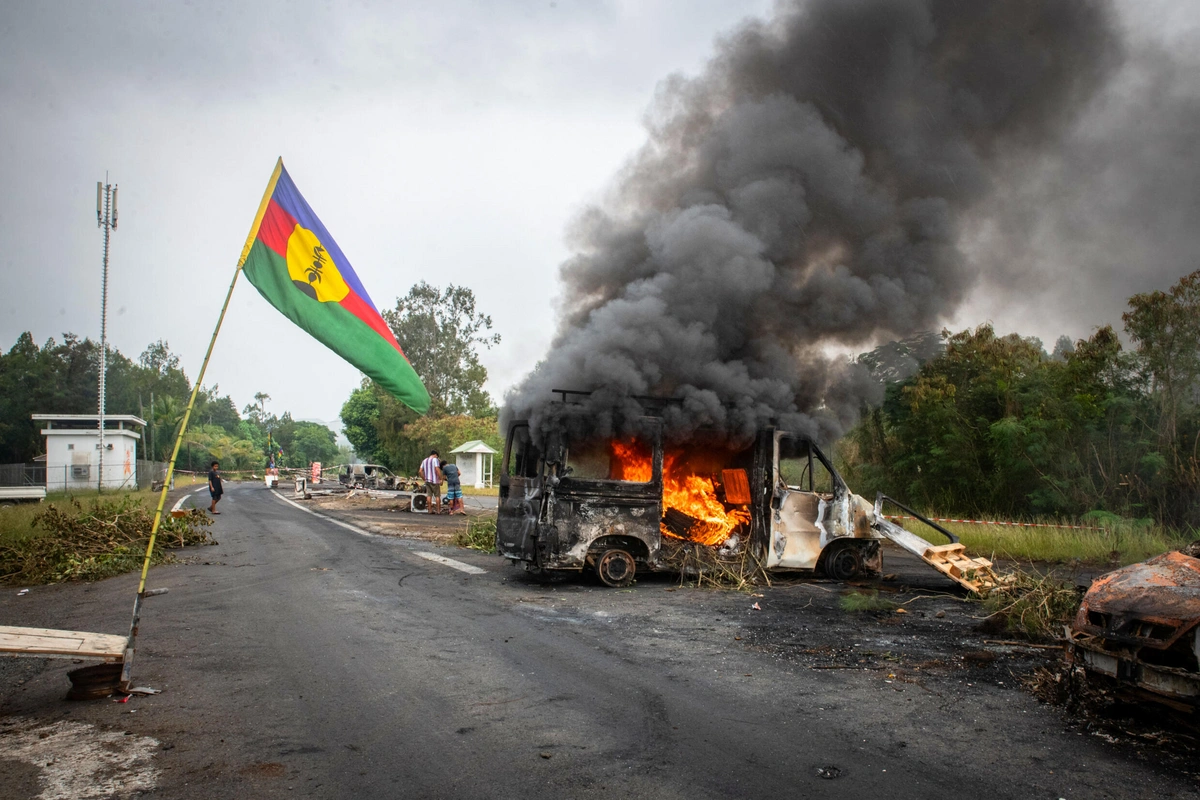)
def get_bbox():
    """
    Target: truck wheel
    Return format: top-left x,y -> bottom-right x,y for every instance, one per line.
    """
824,542 -> 860,581
596,549 -> 636,588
